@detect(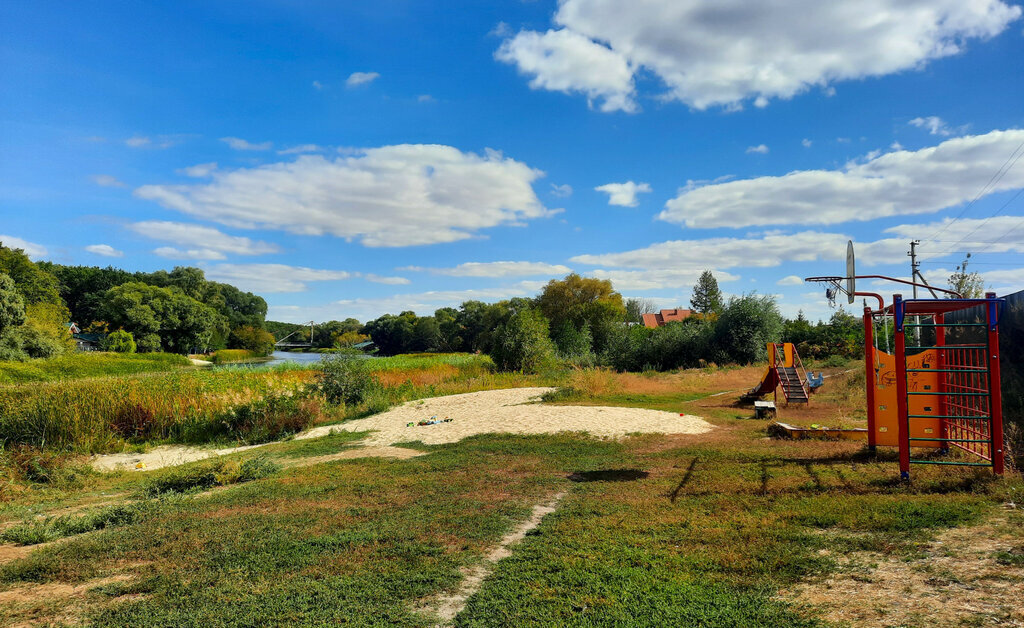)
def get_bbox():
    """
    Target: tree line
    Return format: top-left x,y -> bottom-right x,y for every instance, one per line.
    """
0,242 -> 274,359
